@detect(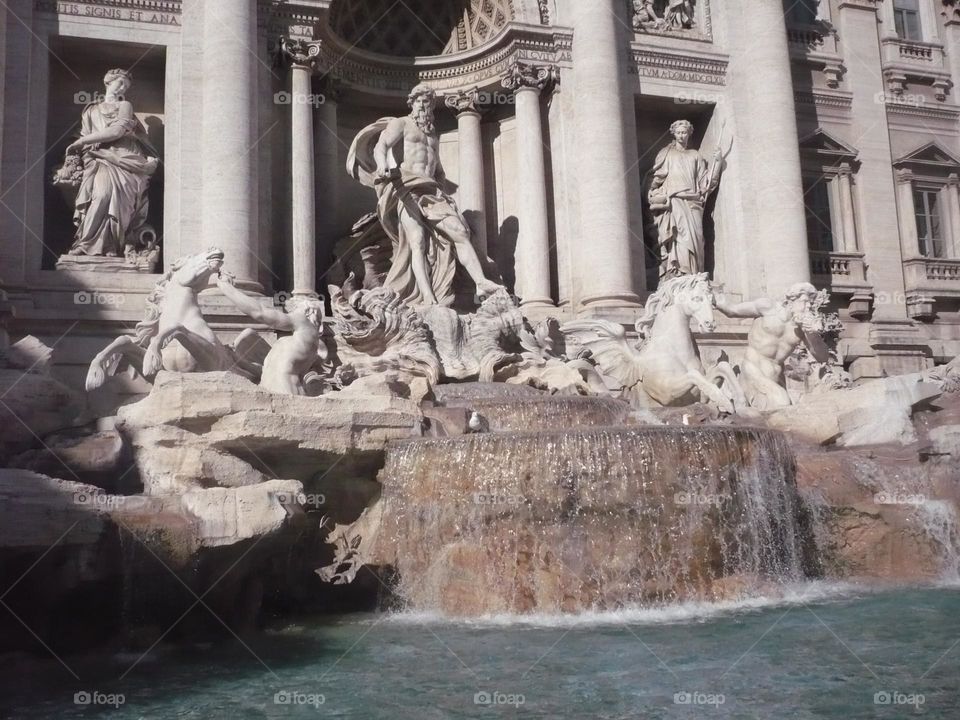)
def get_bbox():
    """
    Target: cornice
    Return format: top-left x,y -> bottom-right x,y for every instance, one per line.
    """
629,45 -> 727,86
